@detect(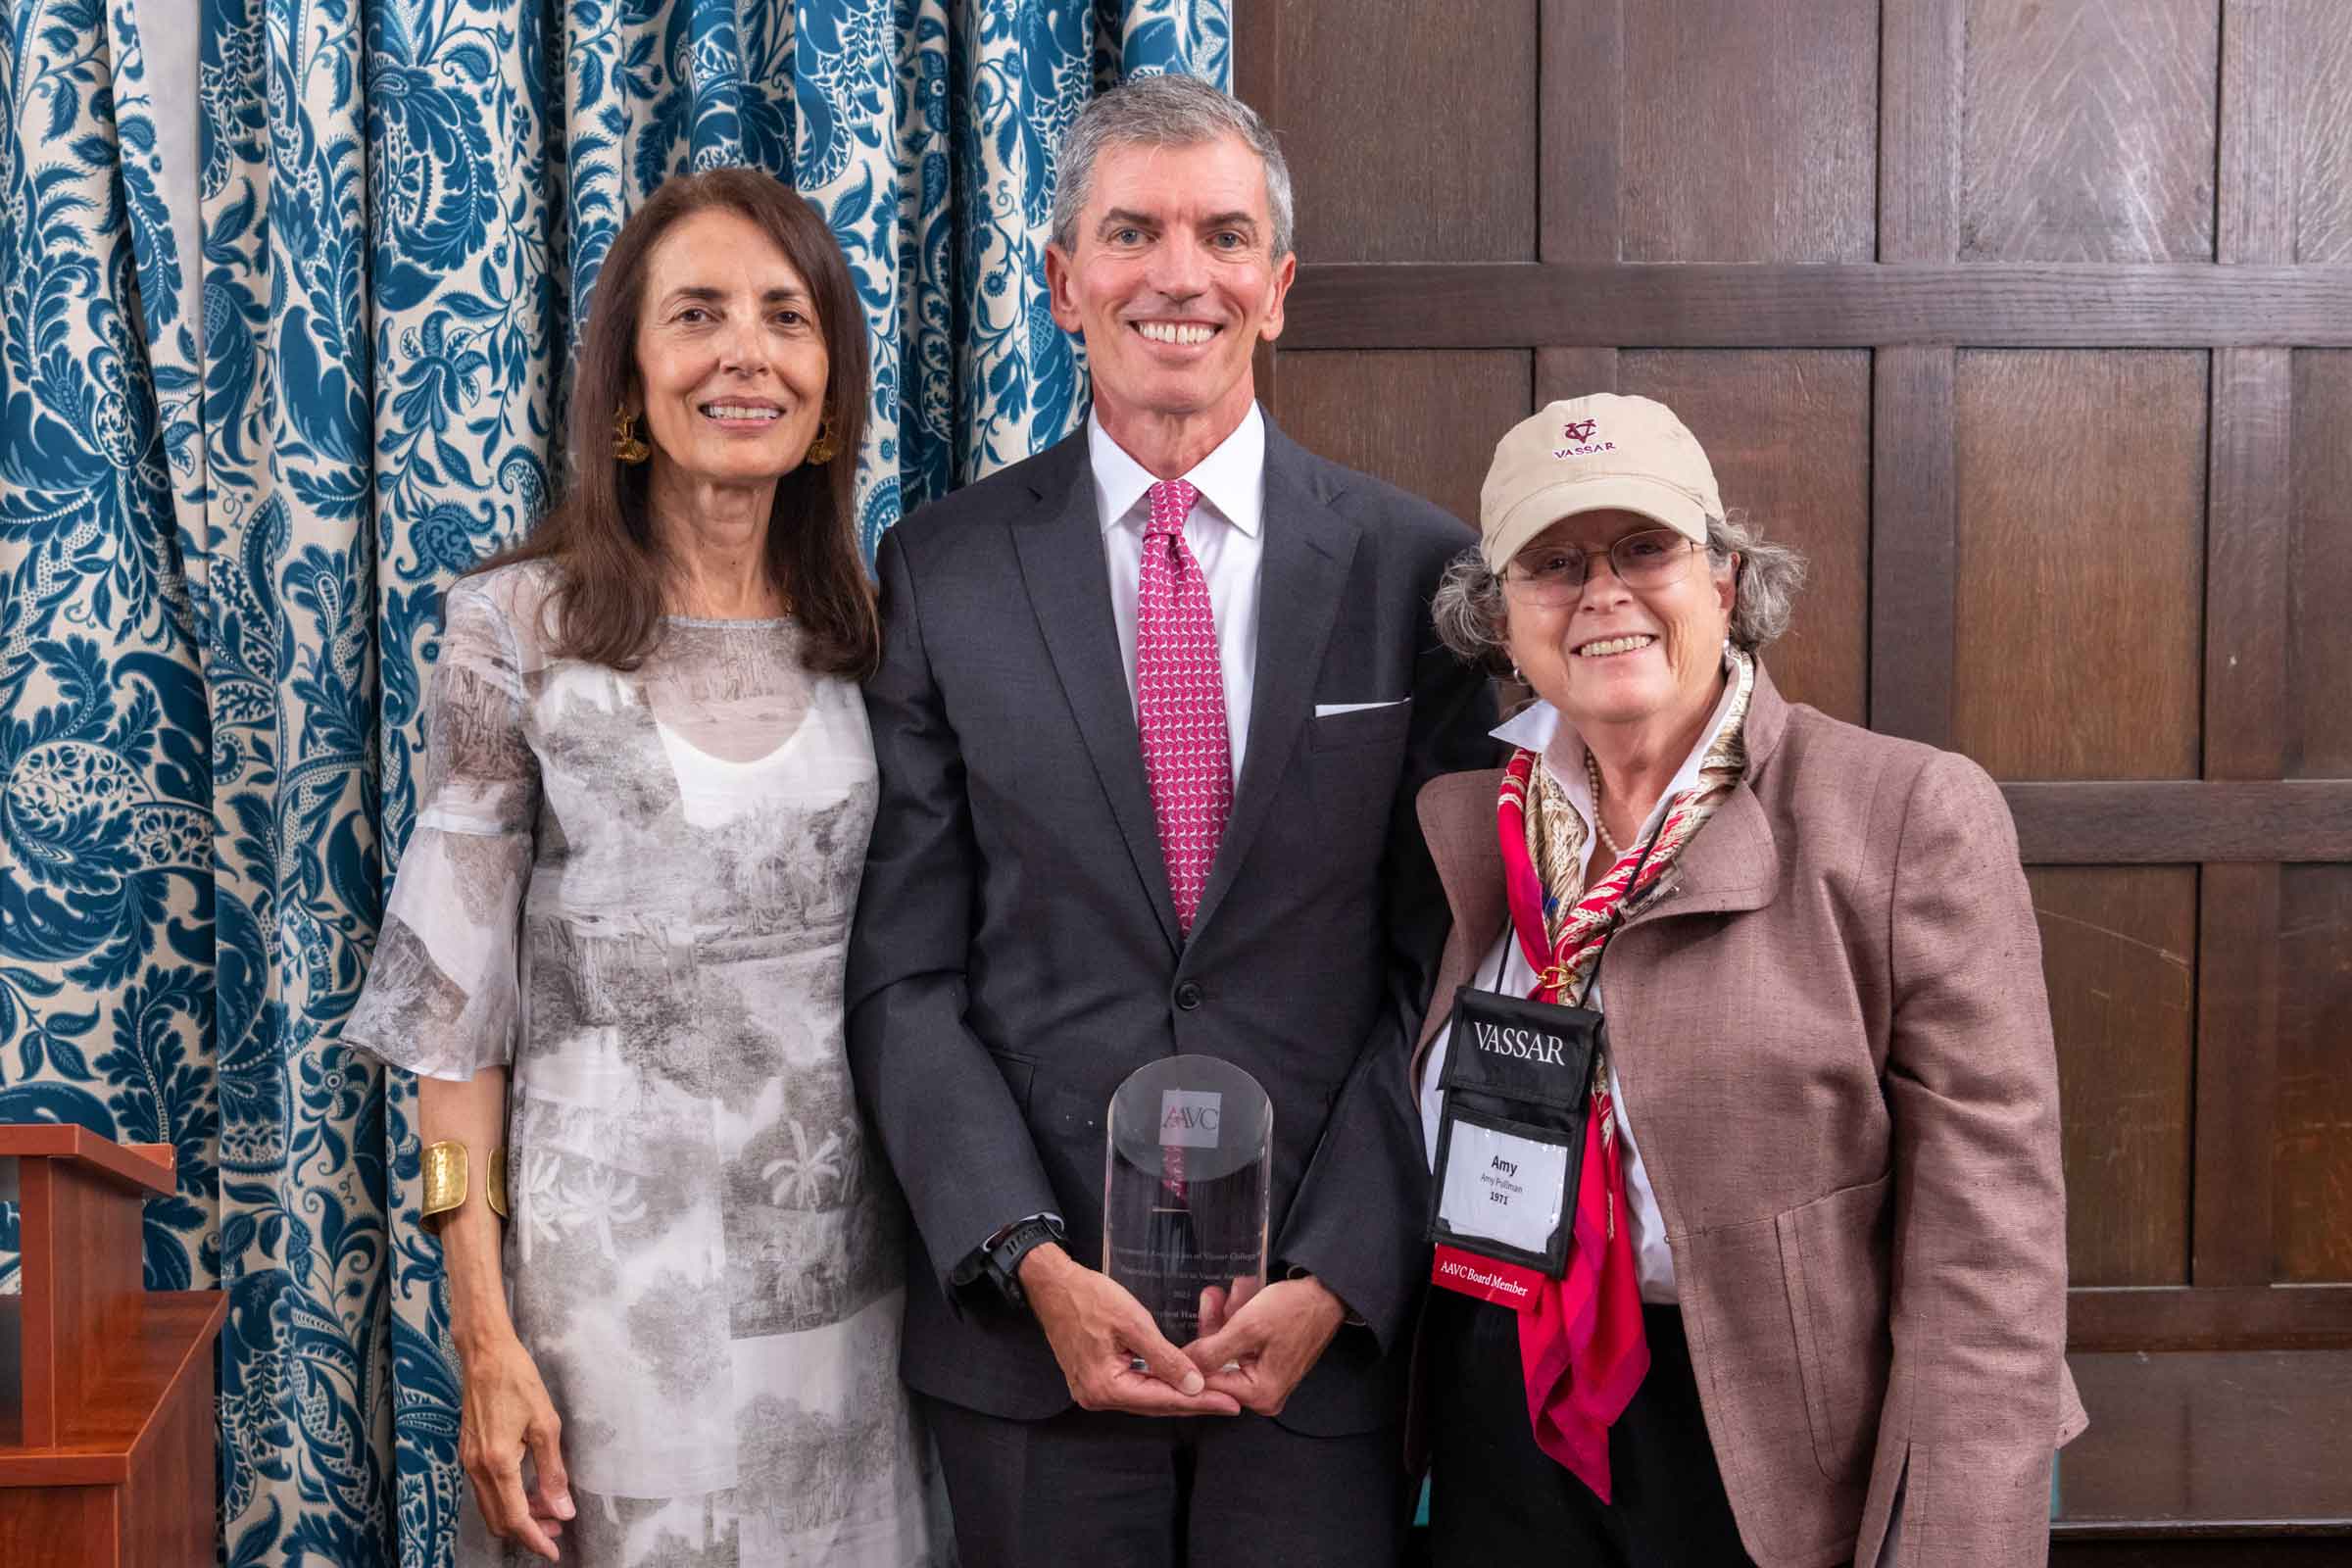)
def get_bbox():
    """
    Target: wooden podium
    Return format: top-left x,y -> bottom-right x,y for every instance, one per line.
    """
0,1128 -> 226,1567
